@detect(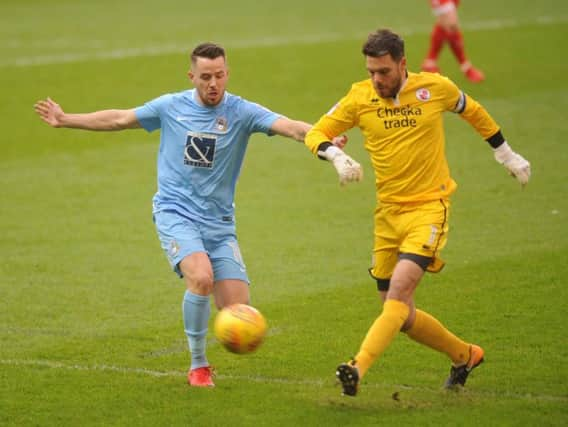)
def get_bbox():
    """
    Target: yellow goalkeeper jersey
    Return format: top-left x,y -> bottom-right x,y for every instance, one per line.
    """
305,71 -> 500,204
